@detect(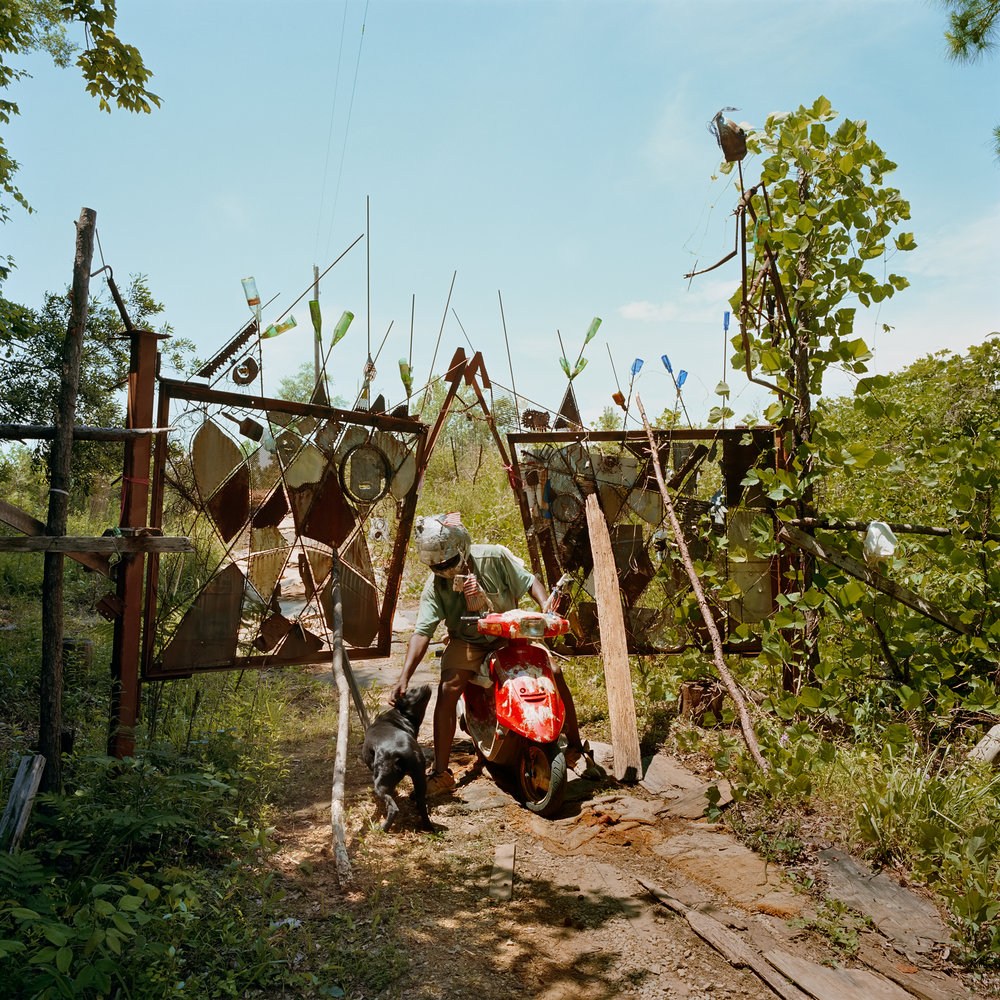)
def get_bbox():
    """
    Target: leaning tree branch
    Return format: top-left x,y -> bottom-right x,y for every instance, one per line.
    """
329,557 -> 353,884
637,396 -> 769,772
